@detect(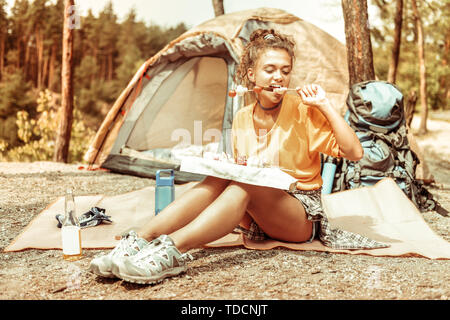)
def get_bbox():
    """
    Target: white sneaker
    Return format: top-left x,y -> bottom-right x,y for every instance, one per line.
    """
111,235 -> 193,284
88,230 -> 153,278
